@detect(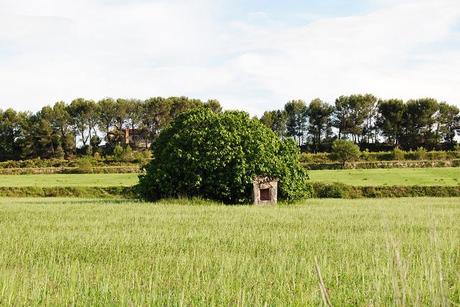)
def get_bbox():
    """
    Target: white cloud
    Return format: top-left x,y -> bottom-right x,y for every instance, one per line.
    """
0,0 -> 459,115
